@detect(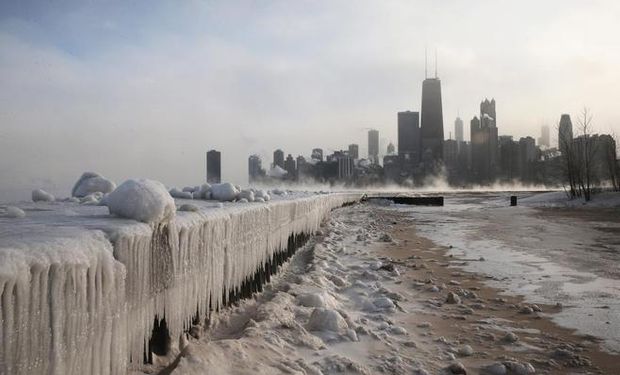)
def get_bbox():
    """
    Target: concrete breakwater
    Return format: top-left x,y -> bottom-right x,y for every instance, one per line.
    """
0,192 -> 362,375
